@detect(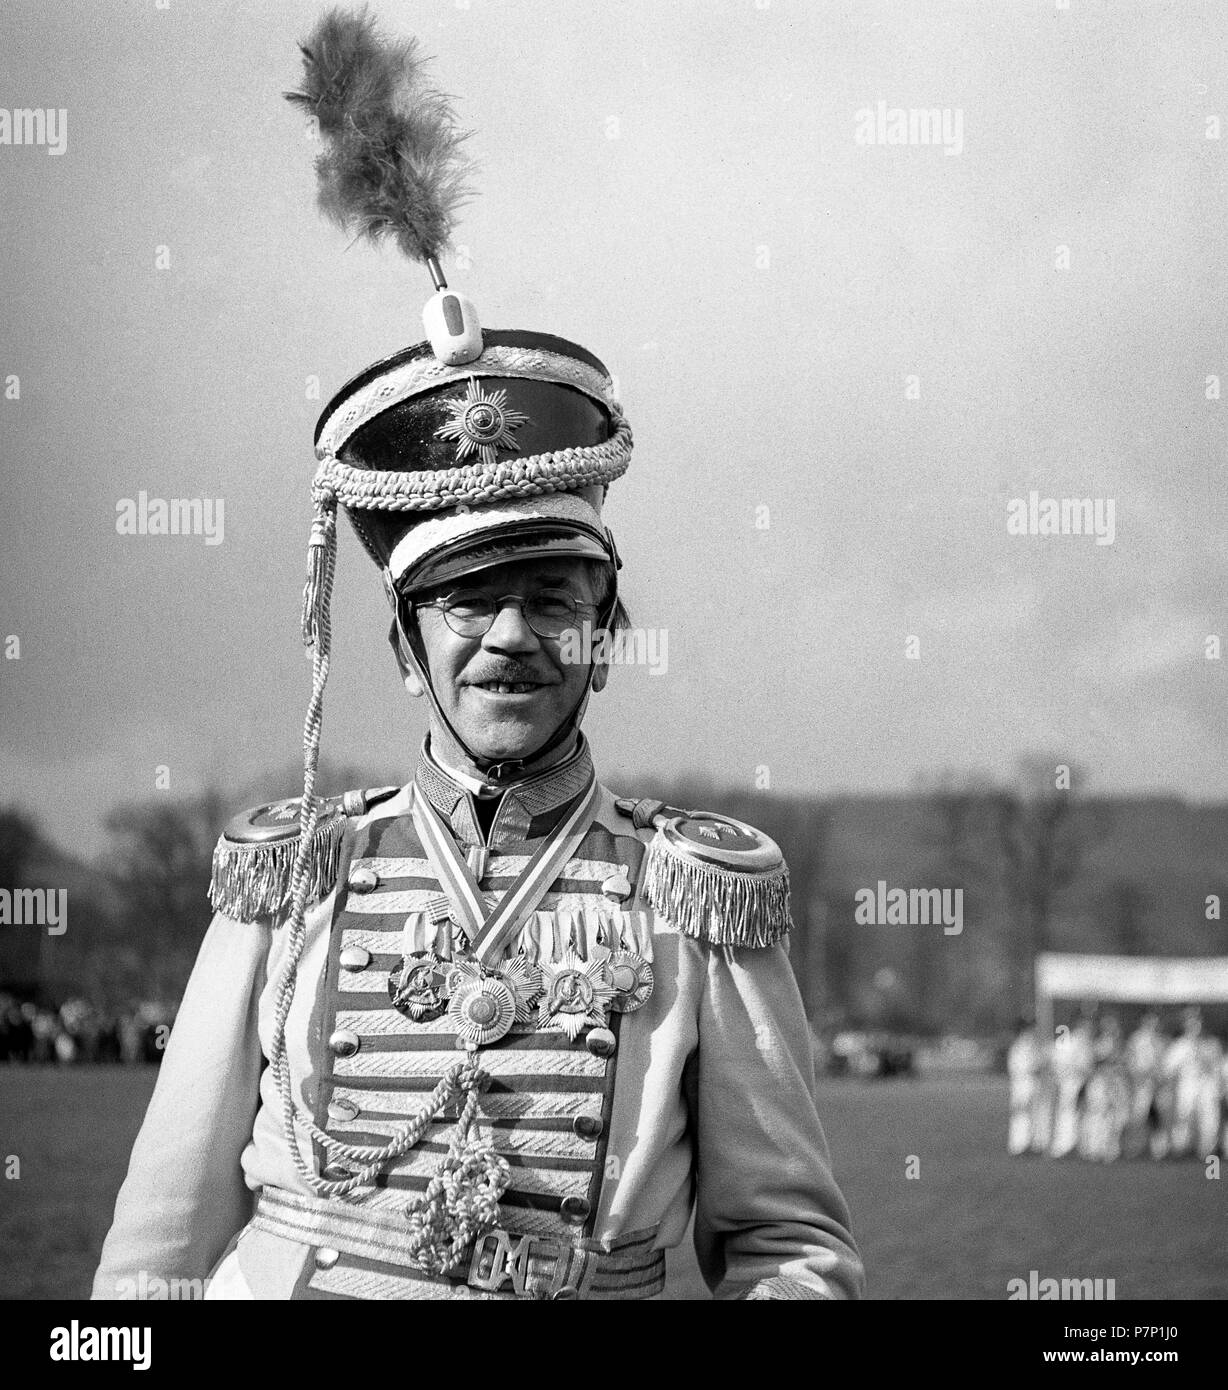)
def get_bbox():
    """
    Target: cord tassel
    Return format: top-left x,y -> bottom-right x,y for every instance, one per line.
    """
301,490 -> 337,651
